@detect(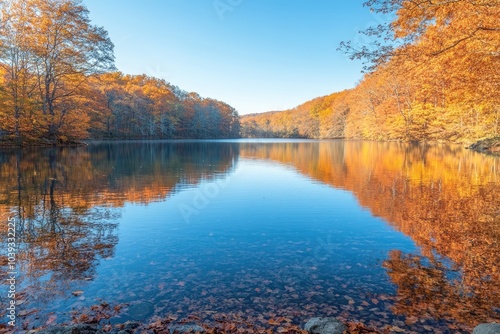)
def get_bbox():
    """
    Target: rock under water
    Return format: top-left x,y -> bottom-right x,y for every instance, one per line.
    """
304,317 -> 346,334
